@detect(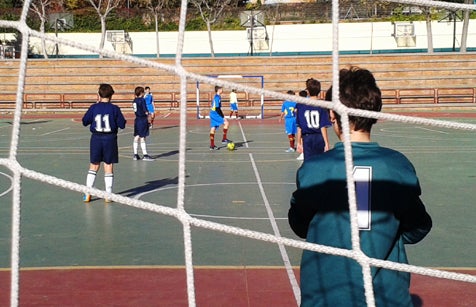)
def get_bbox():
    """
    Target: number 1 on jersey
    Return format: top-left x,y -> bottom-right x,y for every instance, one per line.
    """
353,166 -> 372,230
